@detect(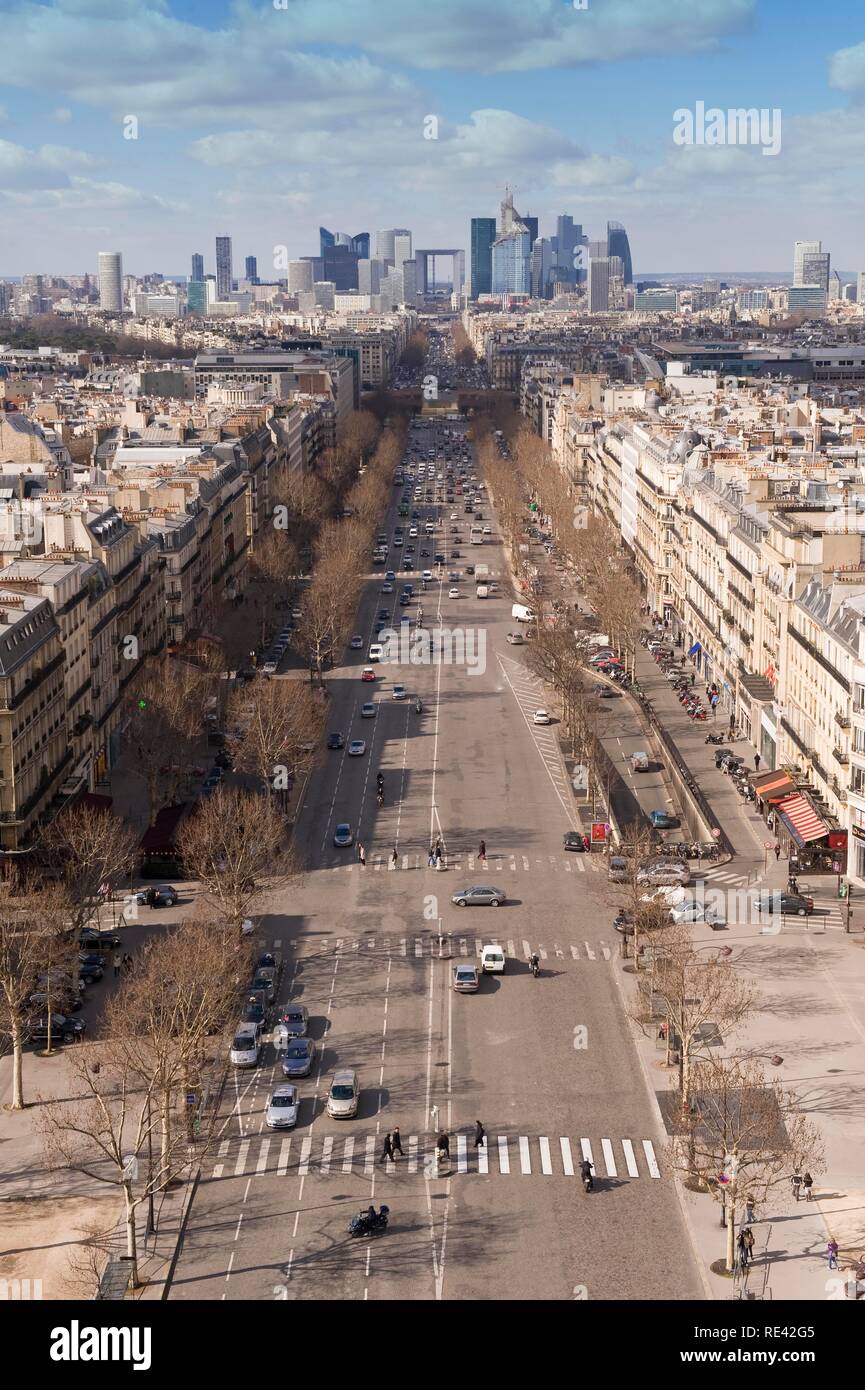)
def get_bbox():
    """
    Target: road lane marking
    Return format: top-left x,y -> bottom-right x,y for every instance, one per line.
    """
570,945 -> 580,960
213,1139 -> 228,1178
365,1136 -> 375,1175
584,942 -> 596,960
256,1138 -> 270,1174
457,1135 -> 467,1172
298,1137 -> 311,1176
342,1137 -> 354,1173
497,1137 -> 510,1174
478,1142 -> 489,1174
519,1137 -> 531,1174
601,1138 -> 617,1177
408,1136 -> 418,1173
522,939 -> 532,958
459,938 -> 468,955
277,1138 -> 291,1175
321,1136 -> 333,1174
622,1139 -> 639,1177
580,1138 -> 594,1168
539,1137 -> 553,1174
507,939 -> 516,957
234,1141 -> 249,1176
